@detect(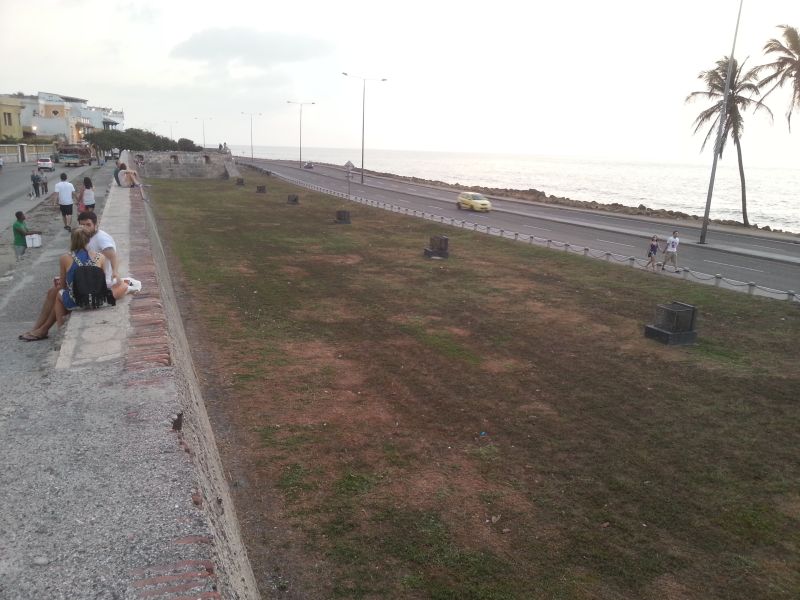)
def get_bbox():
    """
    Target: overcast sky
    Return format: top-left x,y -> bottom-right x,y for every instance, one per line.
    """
1,0 -> 797,167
